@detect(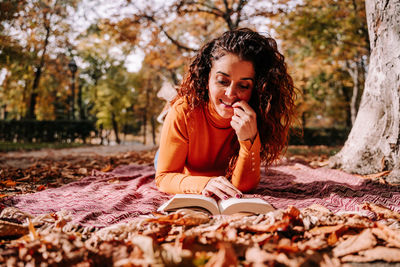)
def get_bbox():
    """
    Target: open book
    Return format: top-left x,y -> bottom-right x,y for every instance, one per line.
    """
157,194 -> 275,215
